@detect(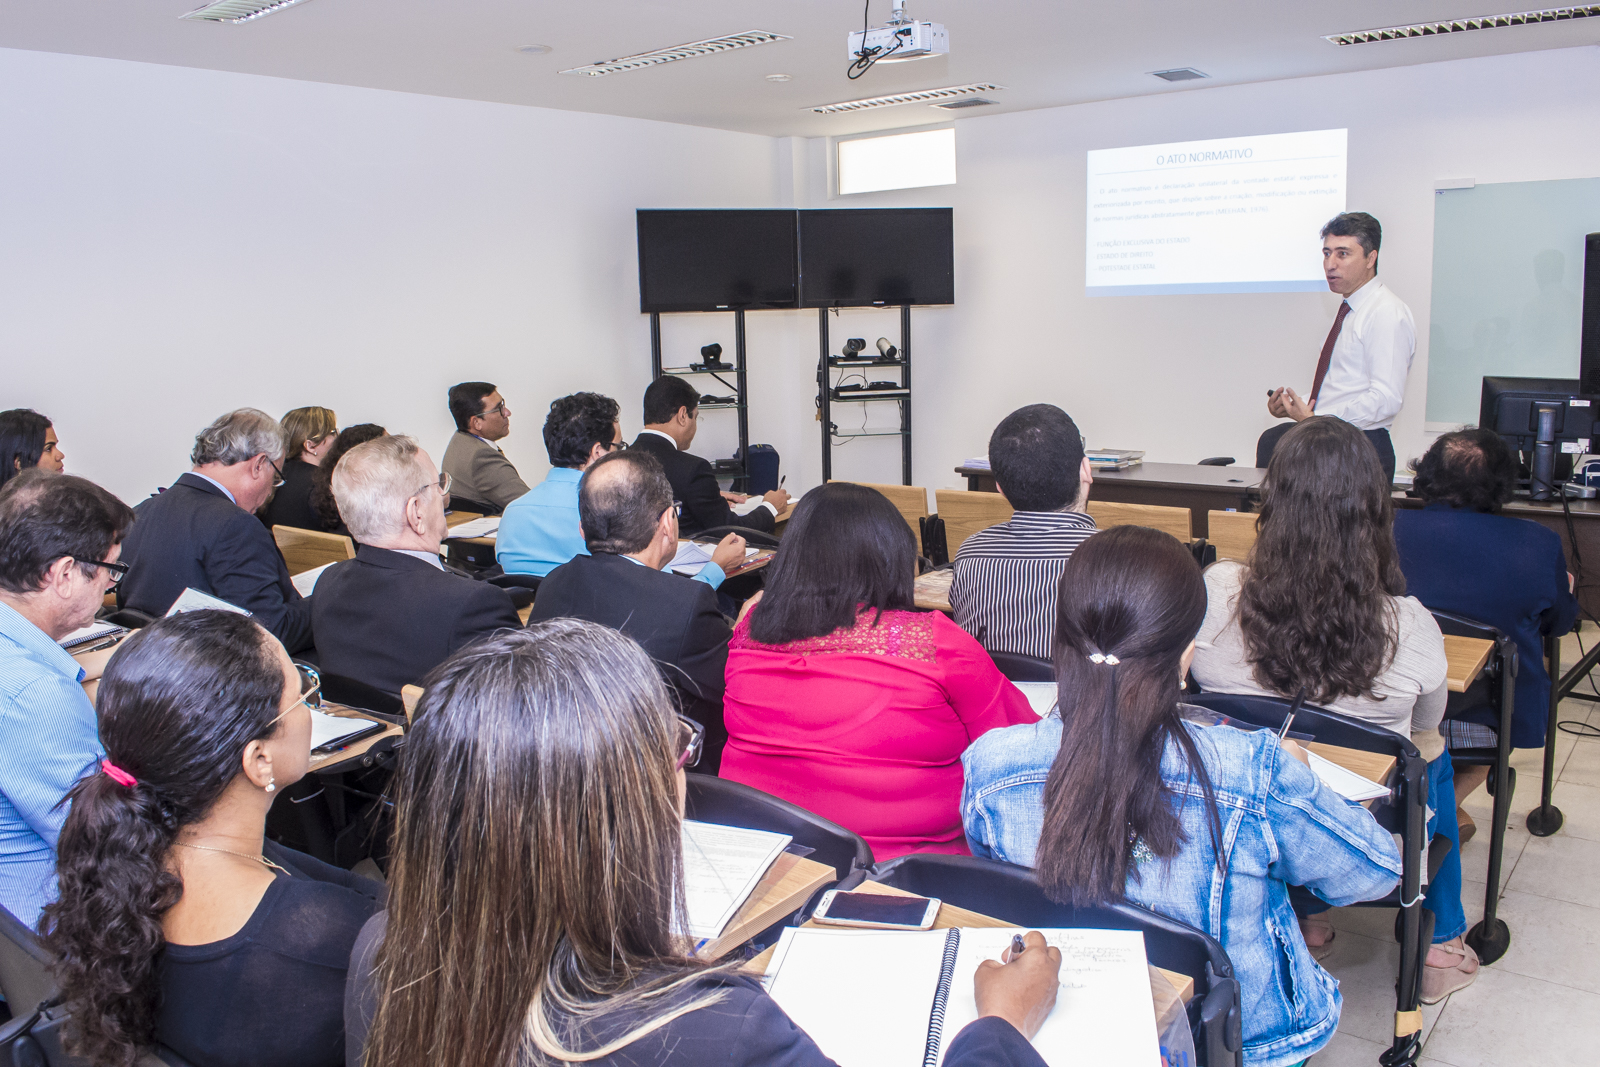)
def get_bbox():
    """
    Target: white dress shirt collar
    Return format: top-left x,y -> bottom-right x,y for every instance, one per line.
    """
189,471 -> 237,504
393,548 -> 445,570
1342,275 -> 1384,312
639,429 -> 680,450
